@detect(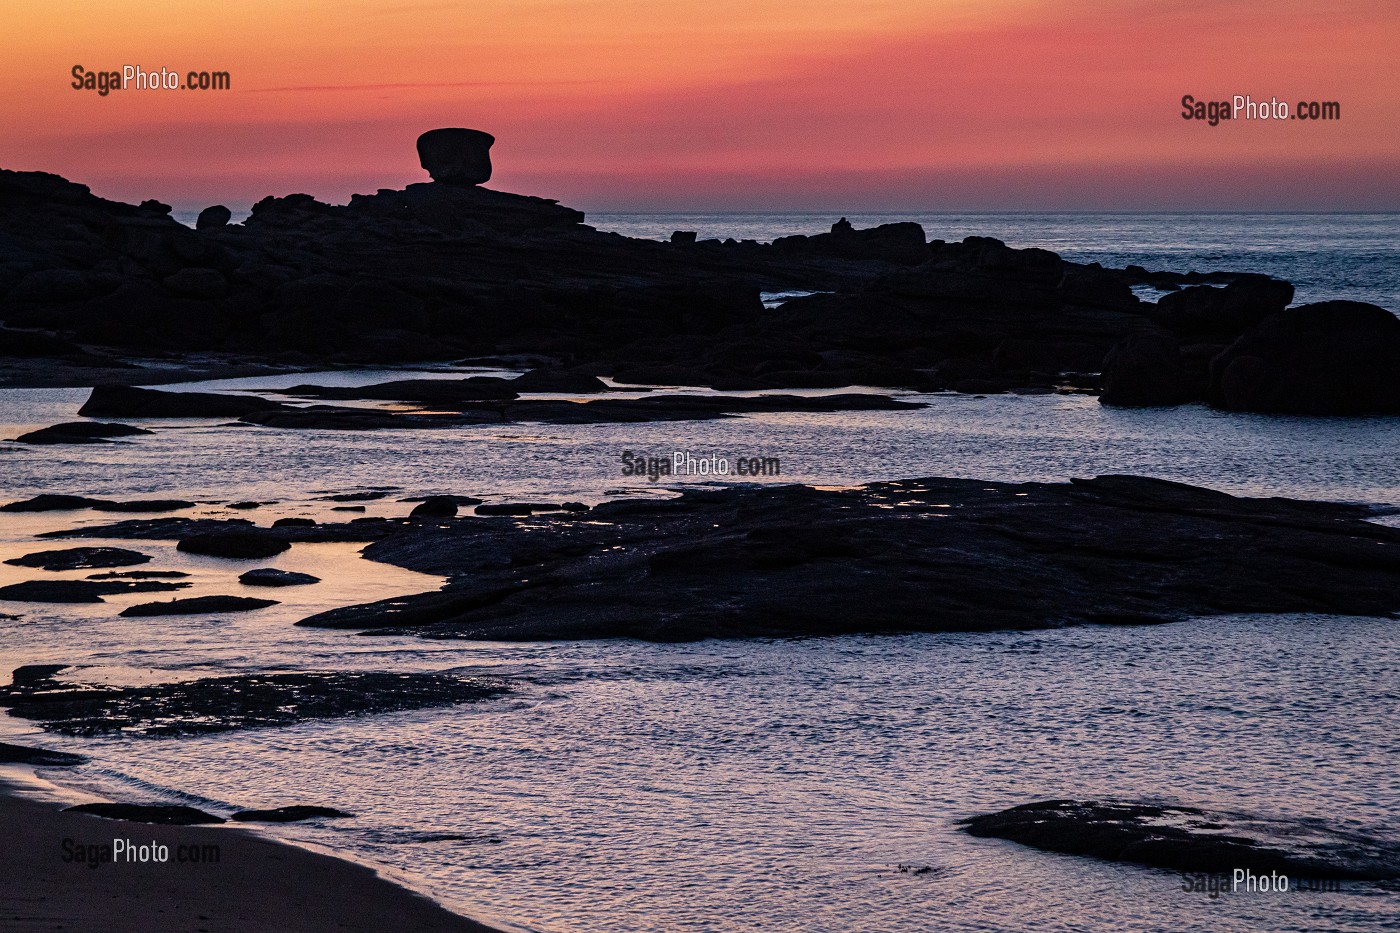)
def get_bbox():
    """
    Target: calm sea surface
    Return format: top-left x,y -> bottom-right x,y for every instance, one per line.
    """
5,214 -> 1399,931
